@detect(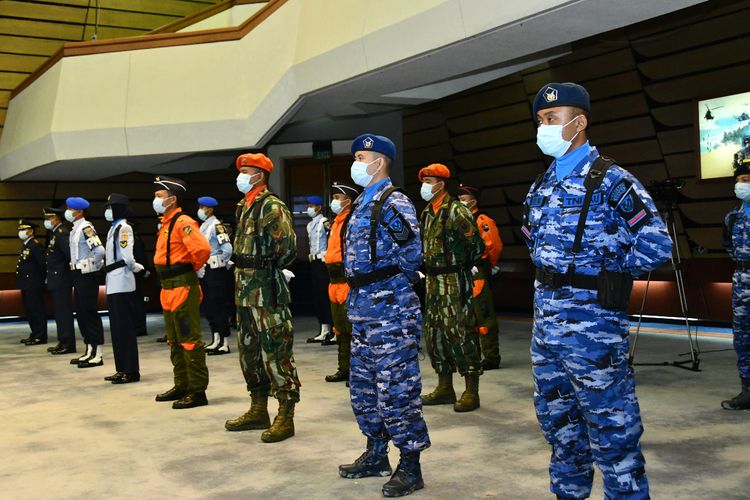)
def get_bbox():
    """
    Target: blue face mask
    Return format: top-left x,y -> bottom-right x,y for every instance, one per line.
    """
536,115 -> 581,158
735,182 -> 750,201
